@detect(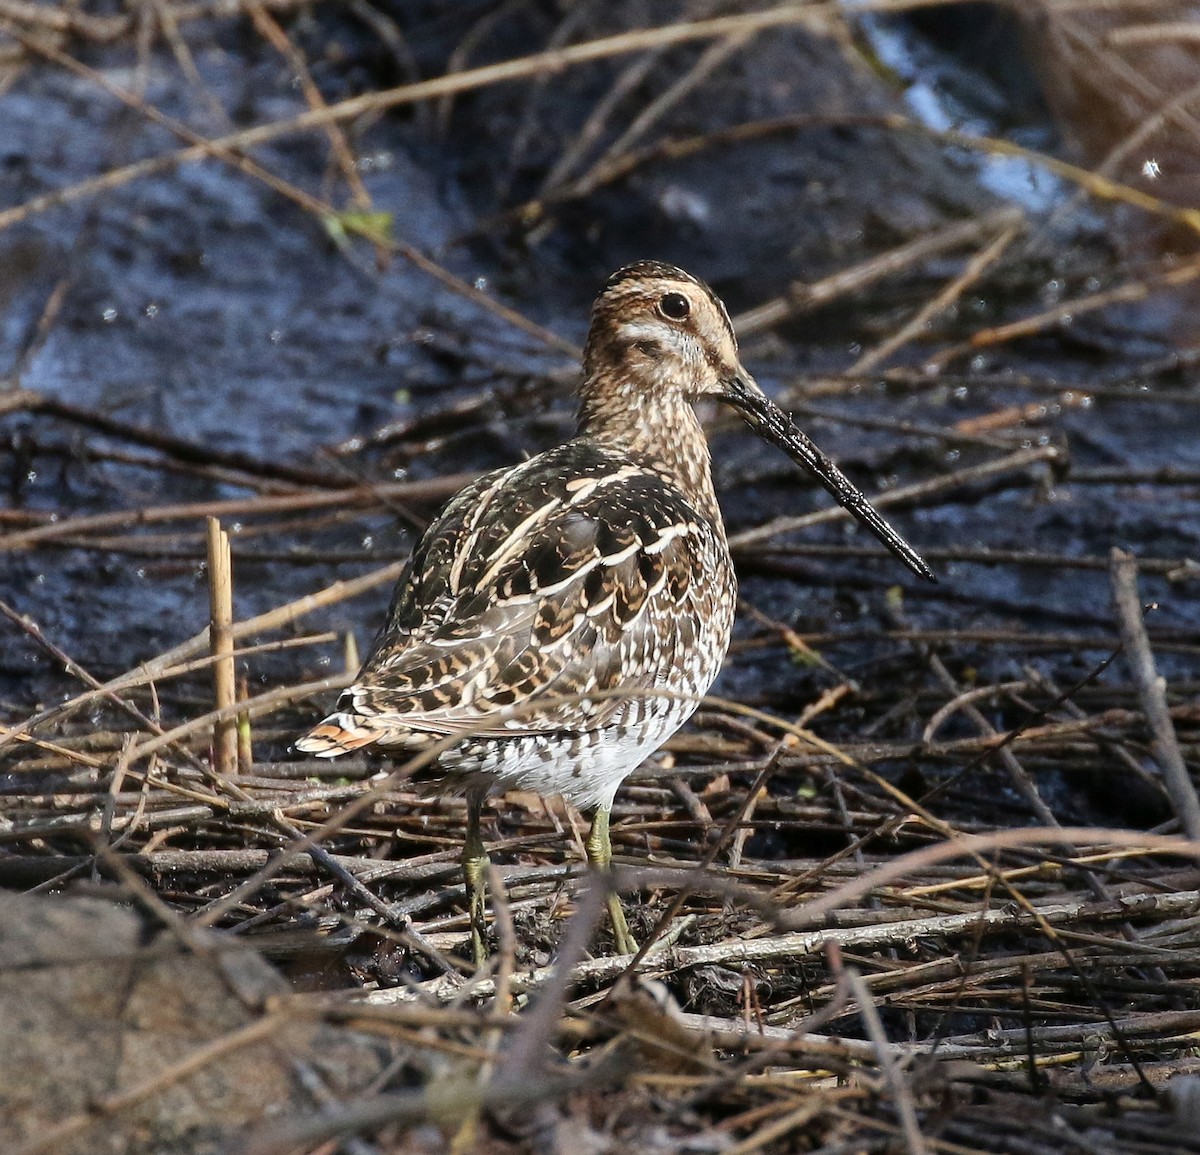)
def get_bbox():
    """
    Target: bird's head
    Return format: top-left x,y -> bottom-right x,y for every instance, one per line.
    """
582,260 -> 749,404
581,261 -> 936,583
